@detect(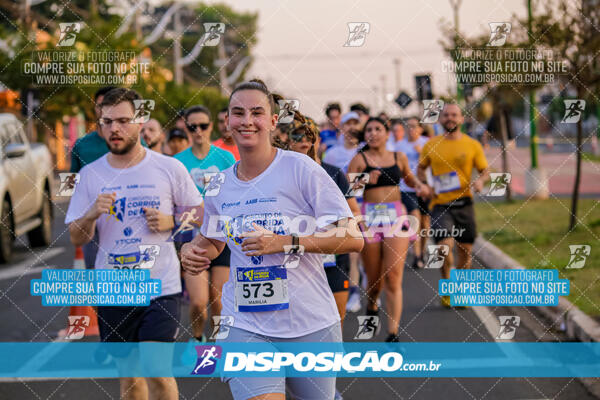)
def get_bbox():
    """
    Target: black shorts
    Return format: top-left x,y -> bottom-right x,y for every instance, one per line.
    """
430,197 -> 476,244
401,192 -> 430,215
325,254 -> 350,293
211,244 -> 231,268
97,293 -> 181,355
